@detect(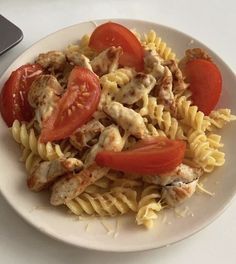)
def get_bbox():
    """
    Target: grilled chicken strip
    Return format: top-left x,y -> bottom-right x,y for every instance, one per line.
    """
163,60 -> 189,93
50,125 -> 125,205
143,164 -> 202,186
28,158 -> 83,192
143,164 -> 202,206
162,179 -> 198,206
179,48 -> 212,72
35,51 -> 66,71
84,124 -> 125,166
70,119 -> 105,151
66,51 -> 93,71
115,73 -> 156,104
155,66 -> 175,112
50,164 -> 109,206
91,46 -> 122,76
28,75 -> 63,127
103,102 -> 148,138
